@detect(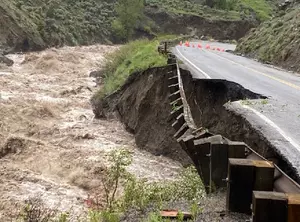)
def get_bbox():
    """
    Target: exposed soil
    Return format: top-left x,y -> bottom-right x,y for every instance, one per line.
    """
92,66 -> 192,166
91,64 -> 250,221
180,67 -> 300,182
0,45 -> 183,220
